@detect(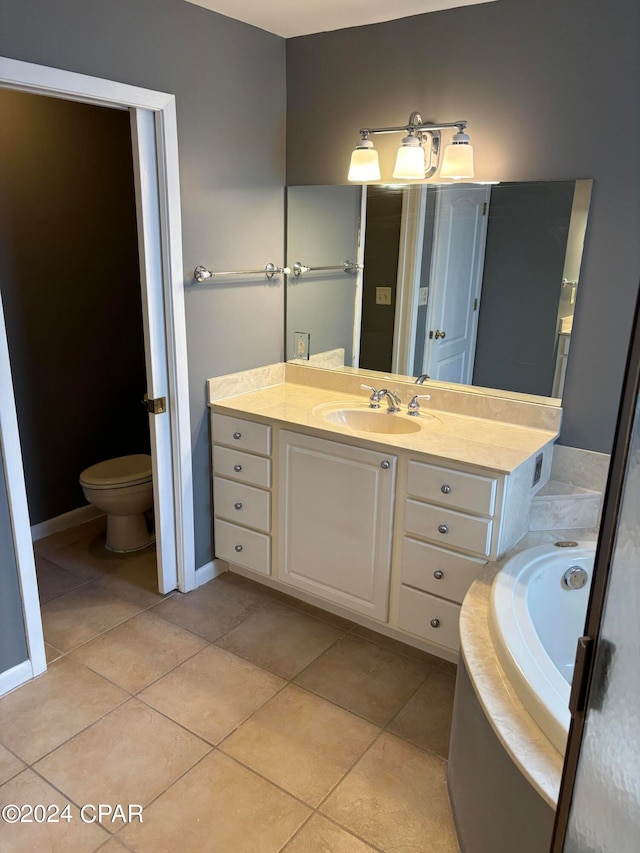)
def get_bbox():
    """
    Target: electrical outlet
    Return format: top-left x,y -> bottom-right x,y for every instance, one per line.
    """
376,286 -> 392,305
533,452 -> 543,486
418,287 -> 429,307
294,331 -> 310,360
